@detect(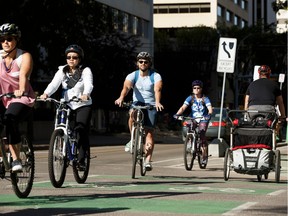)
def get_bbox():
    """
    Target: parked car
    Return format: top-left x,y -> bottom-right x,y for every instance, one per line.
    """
181,107 -> 230,142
